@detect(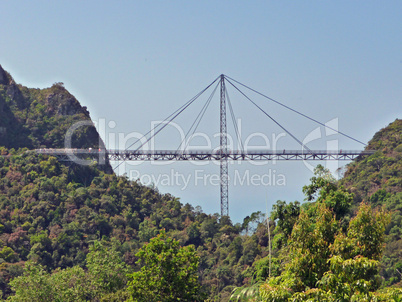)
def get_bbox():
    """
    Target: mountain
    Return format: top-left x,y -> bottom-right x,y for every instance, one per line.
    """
341,119 -> 402,199
341,119 -> 402,285
0,64 -> 106,152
